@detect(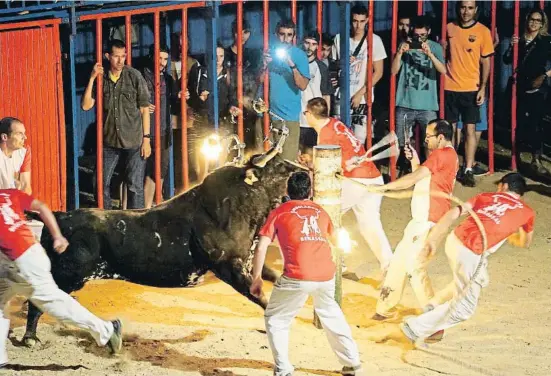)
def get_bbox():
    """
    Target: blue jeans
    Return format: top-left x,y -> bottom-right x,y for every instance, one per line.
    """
395,107 -> 438,147
94,146 -> 146,209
